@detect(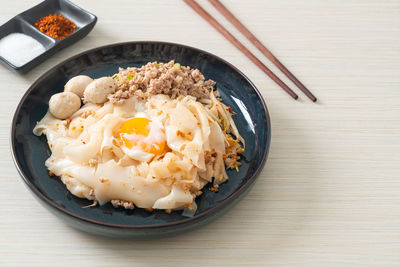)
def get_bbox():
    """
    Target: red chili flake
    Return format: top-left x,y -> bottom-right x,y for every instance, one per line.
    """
209,185 -> 219,192
34,14 -> 76,40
